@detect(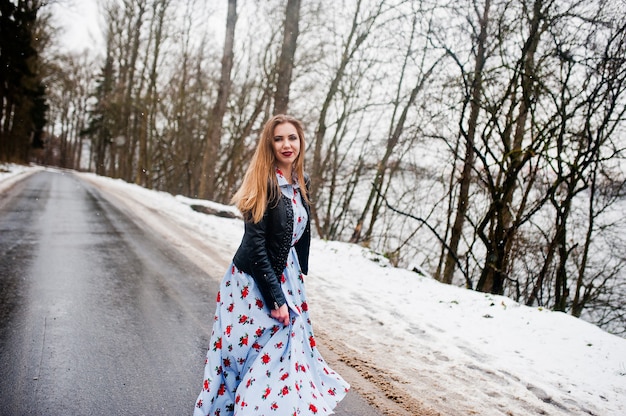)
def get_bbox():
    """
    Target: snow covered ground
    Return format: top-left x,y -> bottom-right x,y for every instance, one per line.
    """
2,164 -> 625,416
